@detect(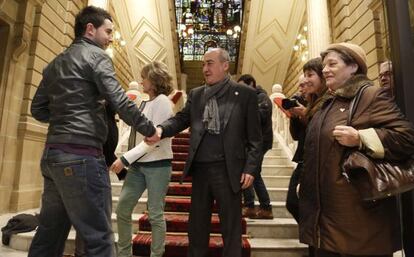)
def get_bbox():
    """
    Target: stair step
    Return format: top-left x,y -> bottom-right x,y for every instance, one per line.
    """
9,231 -> 307,257
112,197 -> 293,219
246,218 -> 298,239
174,132 -> 190,139
173,152 -> 189,161
111,213 -> 297,239
265,148 -> 286,157
172,161 -> 186,171
249,238 -> 307,257
262,156 -> 291,165
171,137 -> 189,146
157,185 -> 286,203
164,197 -> 218,213
167,183 -> 192,196
266,187 -> 288,201
111,213 -> 143,233
112,196 -> 148,214
262,165 -> 294,176
261,175 -> 290,187
132,233 -> 251,257
171,171 -> 191,182
110,210 -> 296,238
137,213 -> 246,234
171,163 -> 294,176
172,145 -> 189,153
